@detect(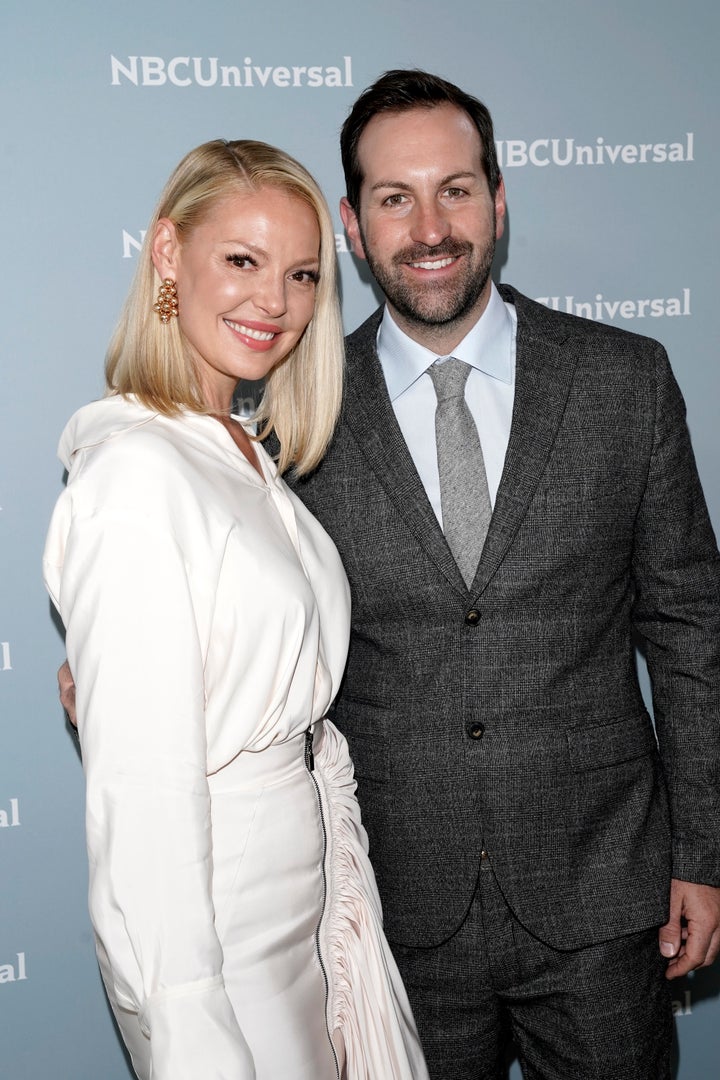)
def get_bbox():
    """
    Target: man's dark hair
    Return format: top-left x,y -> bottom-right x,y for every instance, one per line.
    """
340,69 -> 501,212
